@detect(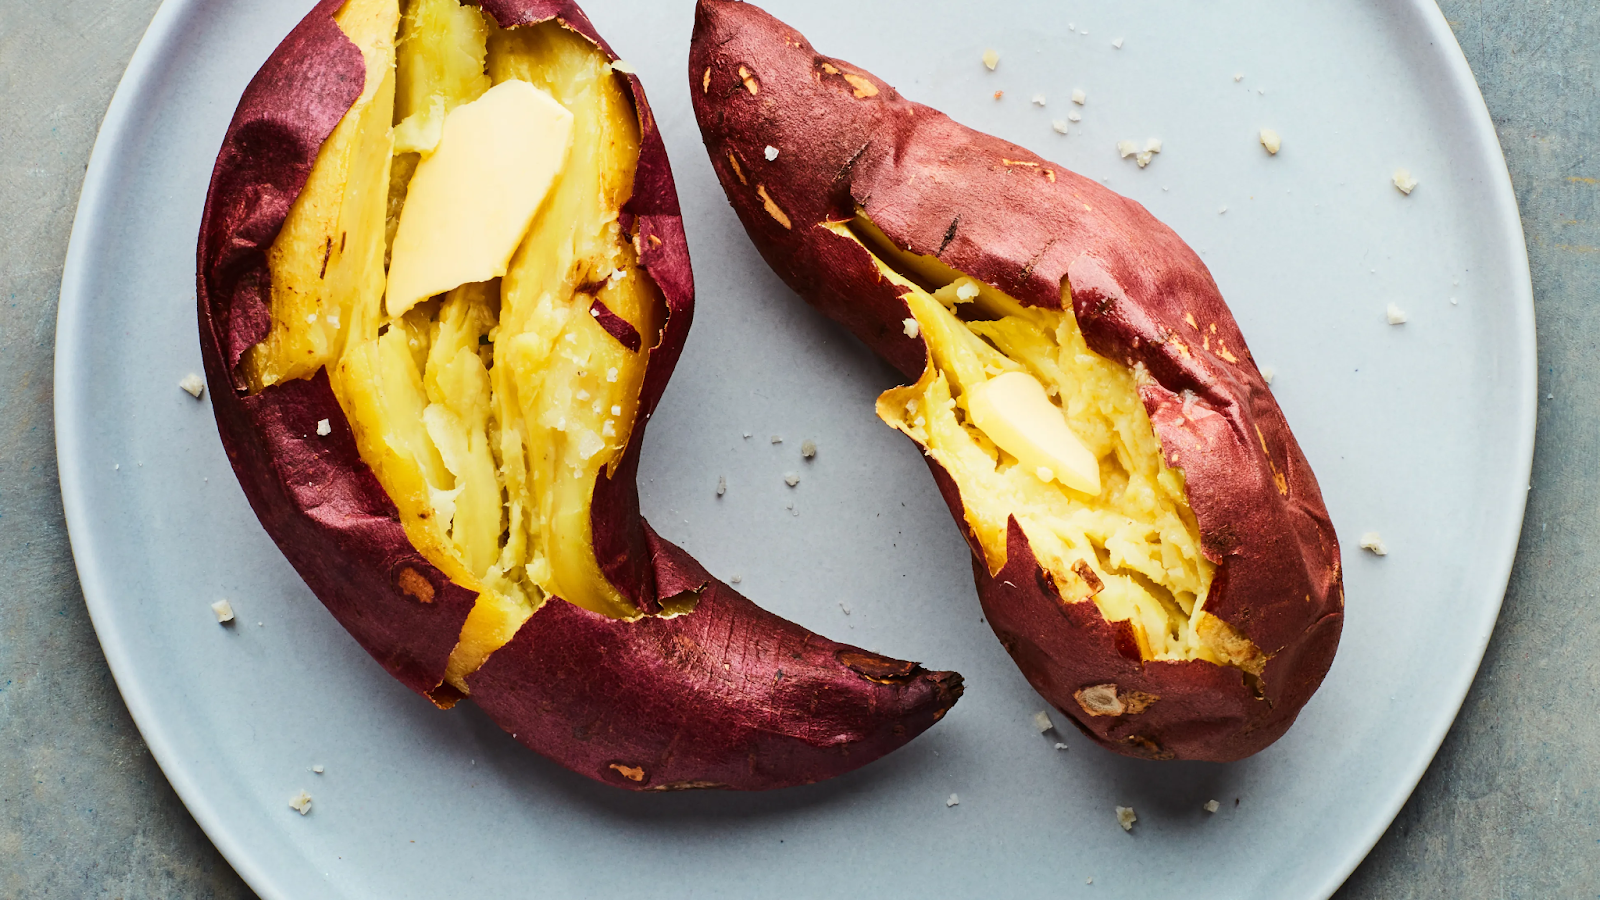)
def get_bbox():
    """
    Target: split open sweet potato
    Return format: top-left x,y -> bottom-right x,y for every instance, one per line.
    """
196,0 -> 961,791
690,0 -> 1342,762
